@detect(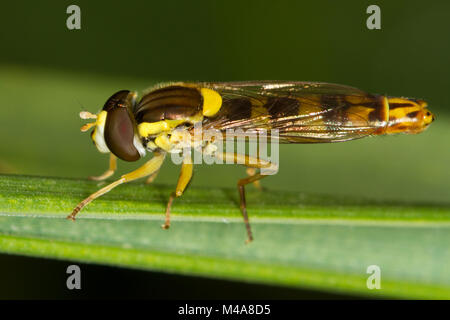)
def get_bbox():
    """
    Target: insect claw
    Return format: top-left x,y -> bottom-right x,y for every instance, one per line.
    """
161,224 -> 170,230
